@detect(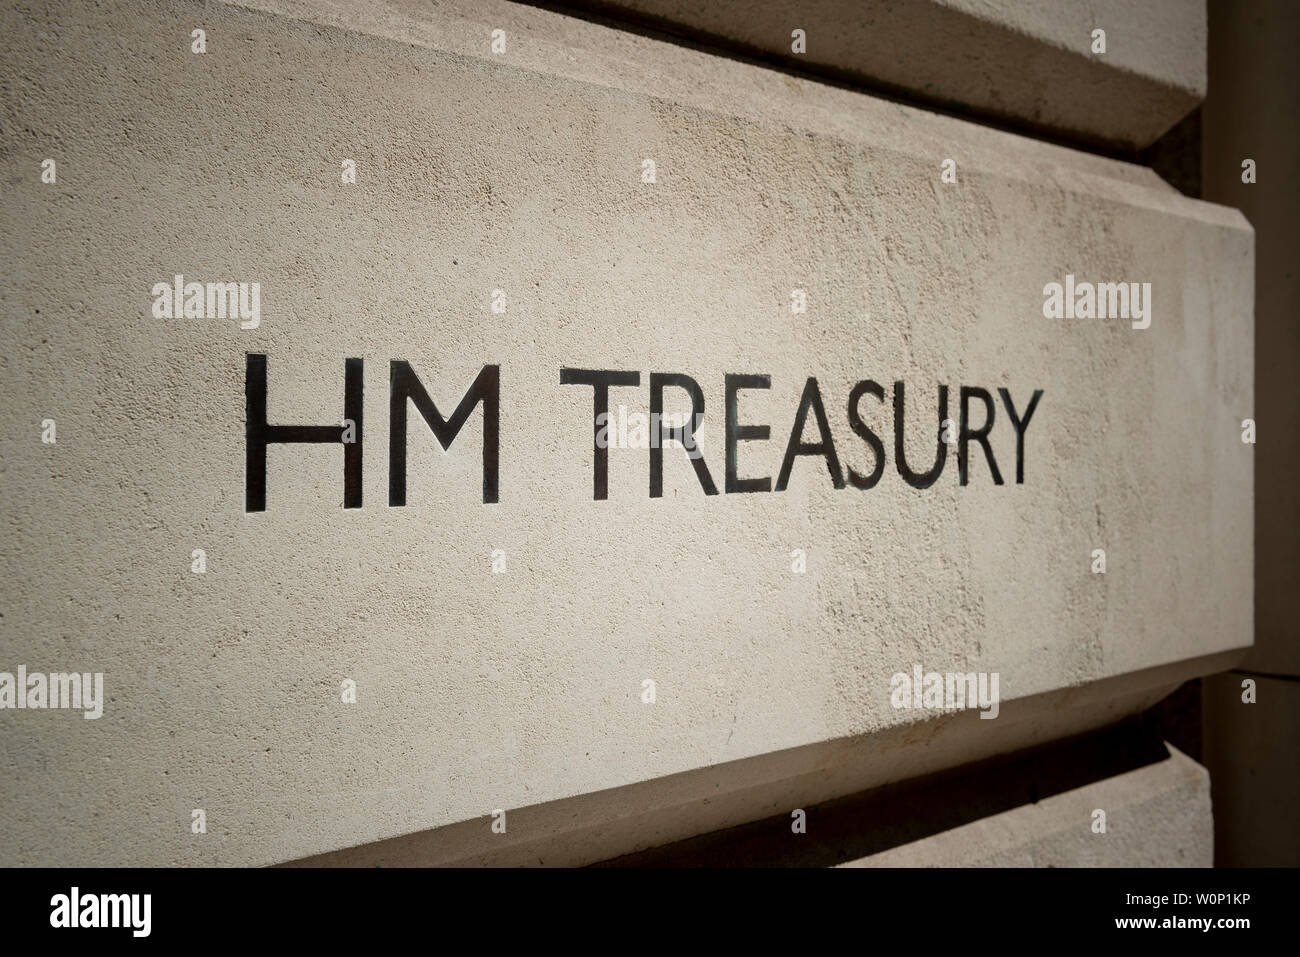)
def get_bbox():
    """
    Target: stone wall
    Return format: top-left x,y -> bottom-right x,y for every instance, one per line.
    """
0,0 -> 1258,867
